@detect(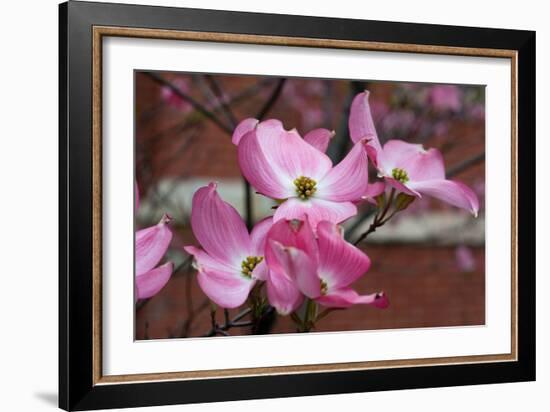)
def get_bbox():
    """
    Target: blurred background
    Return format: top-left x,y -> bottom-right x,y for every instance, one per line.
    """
135,71 -> 485,340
